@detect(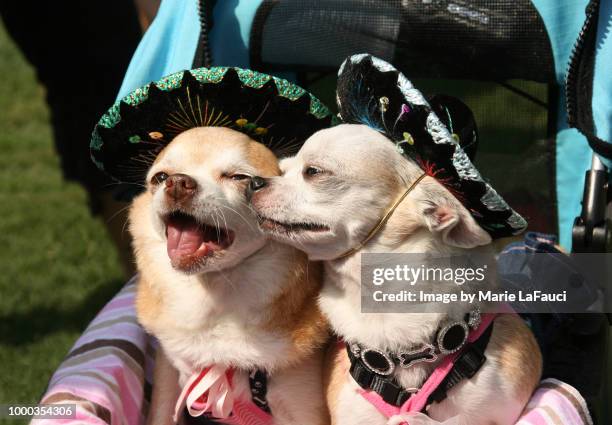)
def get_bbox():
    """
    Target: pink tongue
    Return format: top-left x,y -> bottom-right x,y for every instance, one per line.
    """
166,219 -> 205,262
